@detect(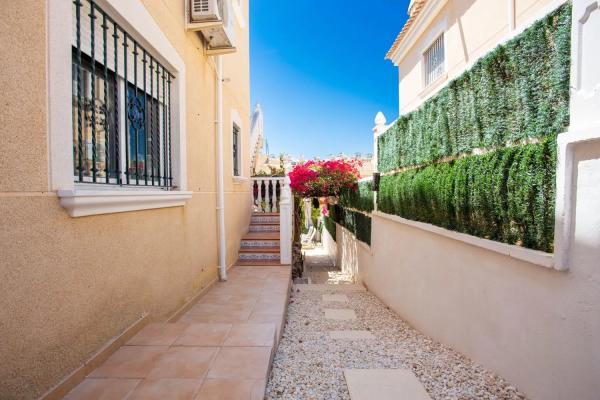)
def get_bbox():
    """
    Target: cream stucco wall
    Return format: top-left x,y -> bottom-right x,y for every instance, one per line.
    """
0,0 -> 251,398
396,0 -> 556,115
